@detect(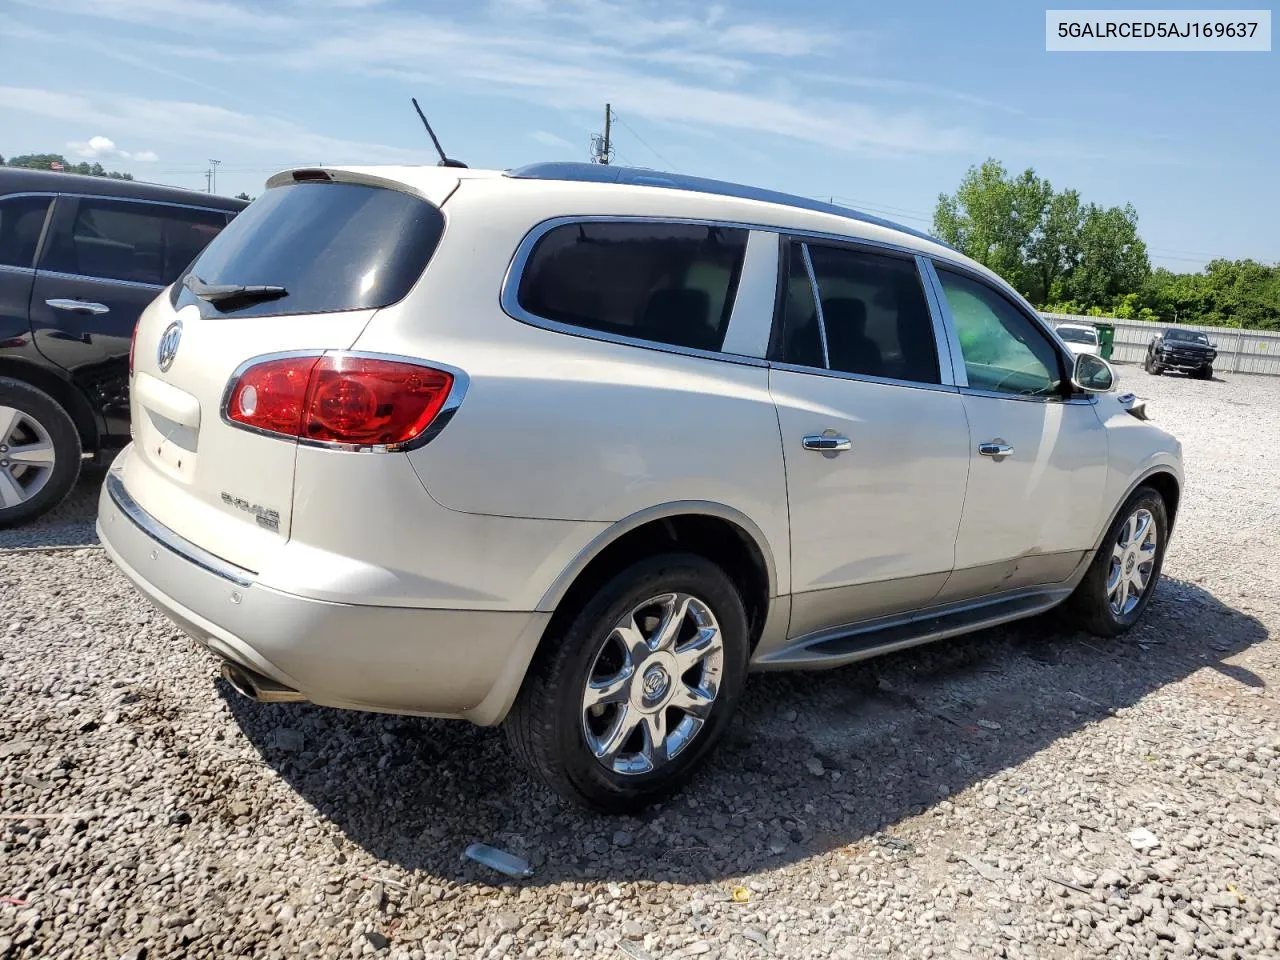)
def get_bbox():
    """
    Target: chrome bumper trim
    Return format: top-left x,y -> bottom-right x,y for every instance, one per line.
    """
105,473 -> 257,588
